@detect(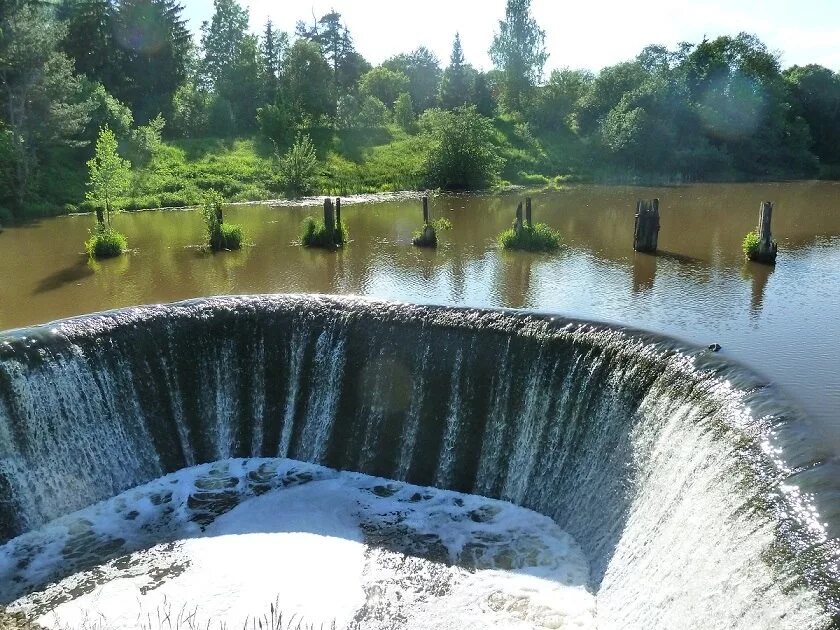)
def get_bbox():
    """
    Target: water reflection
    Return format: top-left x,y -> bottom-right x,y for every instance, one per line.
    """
741,262 -> 775,320
0,183 -> 839,439
632,253 -> 657,294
